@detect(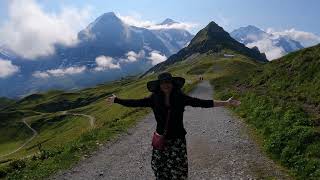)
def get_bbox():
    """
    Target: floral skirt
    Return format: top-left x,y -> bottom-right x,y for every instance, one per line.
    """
151,137 -> 188,180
